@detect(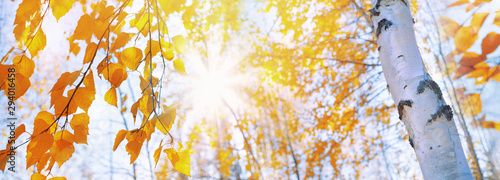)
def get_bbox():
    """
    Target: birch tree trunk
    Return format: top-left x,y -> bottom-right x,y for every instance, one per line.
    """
370,0 -> 473,179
